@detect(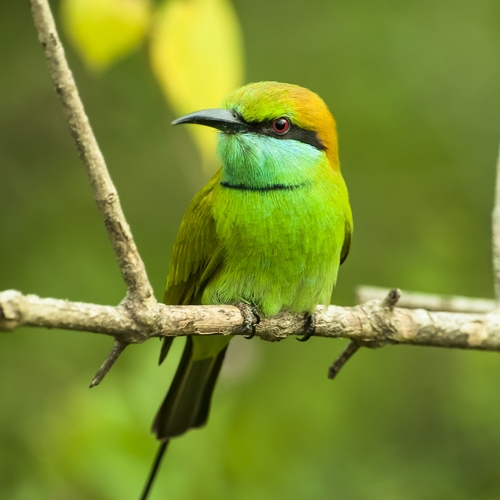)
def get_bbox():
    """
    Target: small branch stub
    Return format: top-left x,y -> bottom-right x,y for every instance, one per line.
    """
328,341 -> 360,380
90,340 -> 128,388
382,288 -> 401,308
